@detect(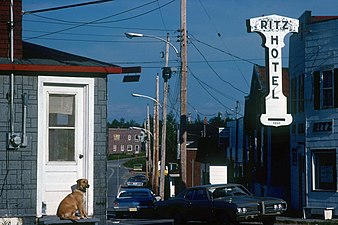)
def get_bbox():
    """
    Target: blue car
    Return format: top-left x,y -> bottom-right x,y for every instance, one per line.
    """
113,188 -> 159,218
